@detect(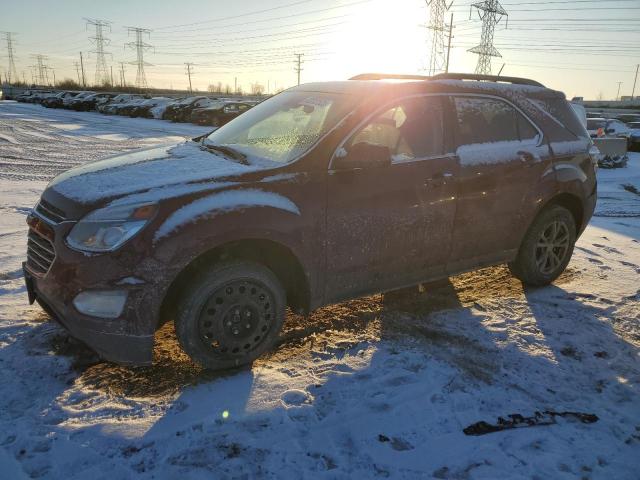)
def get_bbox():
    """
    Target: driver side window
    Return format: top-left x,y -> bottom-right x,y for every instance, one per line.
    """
347,96 -> 445,164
